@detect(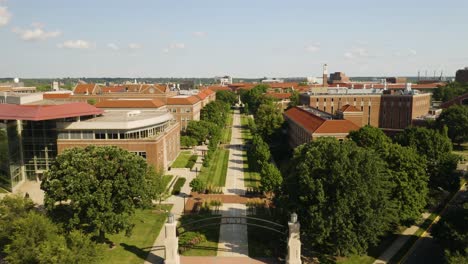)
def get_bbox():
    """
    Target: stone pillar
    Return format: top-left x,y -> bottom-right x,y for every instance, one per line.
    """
164,214 -> 180,264
286,213 -> 301,264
